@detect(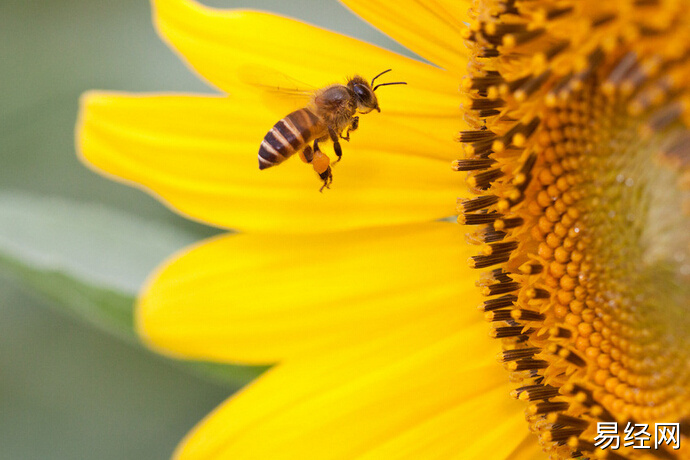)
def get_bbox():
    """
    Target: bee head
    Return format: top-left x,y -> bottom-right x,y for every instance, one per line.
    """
348,76 -> 380,113
349,69 -> 407,114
